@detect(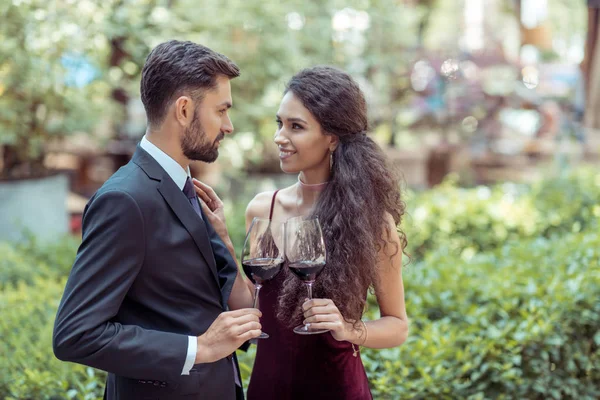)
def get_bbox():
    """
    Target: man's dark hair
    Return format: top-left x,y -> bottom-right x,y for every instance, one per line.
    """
141,40 -> 240,127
